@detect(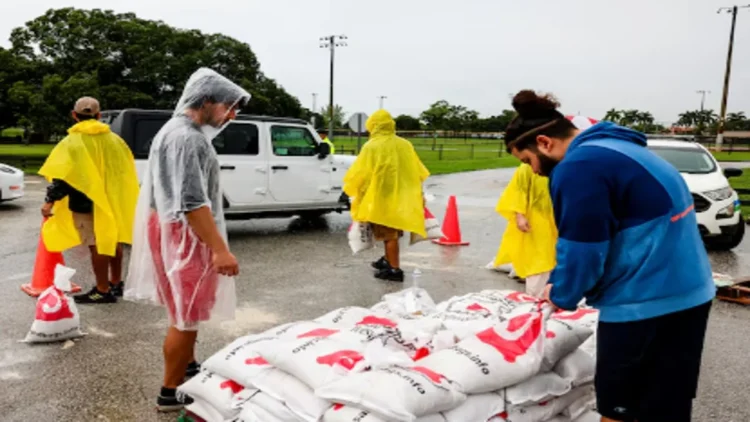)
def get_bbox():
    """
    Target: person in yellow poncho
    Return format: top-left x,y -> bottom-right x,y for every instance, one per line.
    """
39,97 -> 139,304
492,163 -> 557,297
344,109 -> 429,282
